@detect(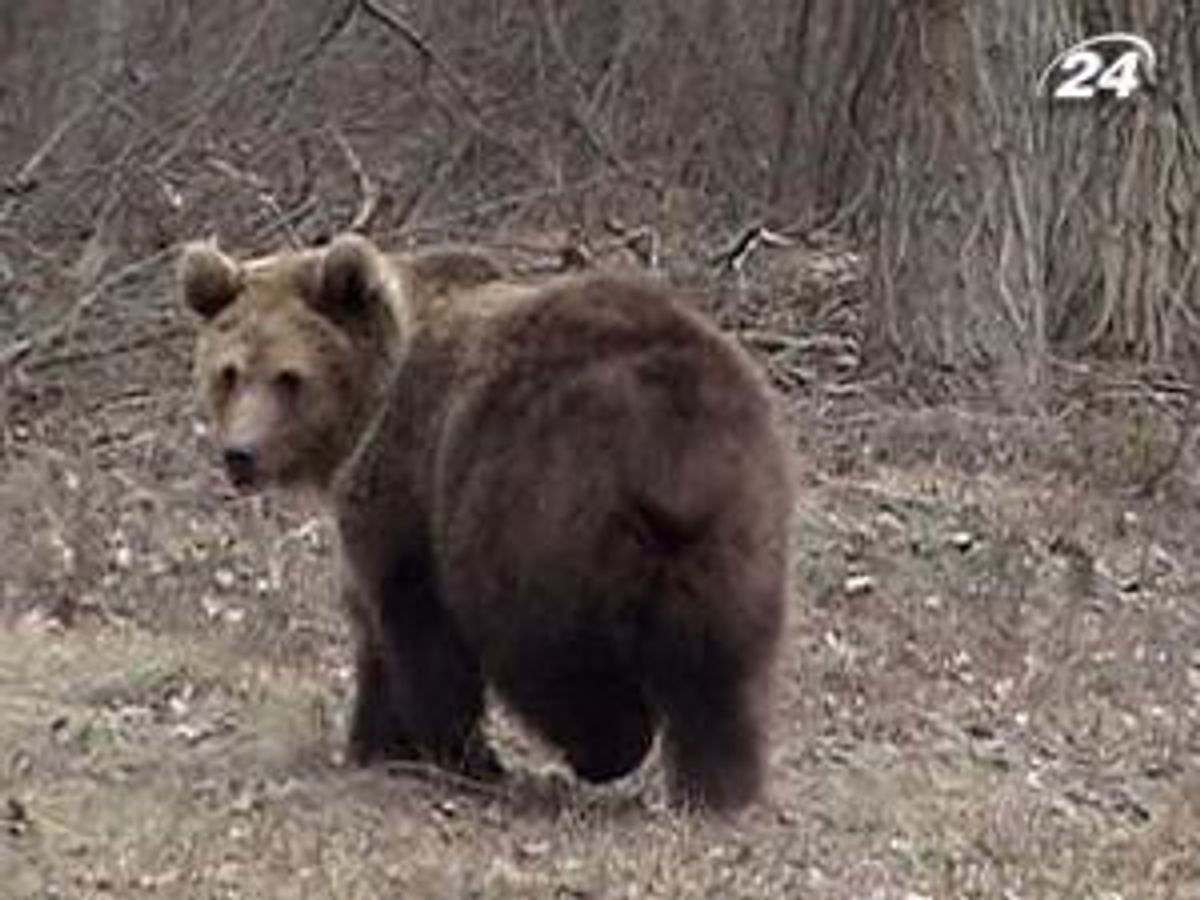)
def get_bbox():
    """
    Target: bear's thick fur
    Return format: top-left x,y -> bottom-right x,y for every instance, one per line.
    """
180,234 -> 791,812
